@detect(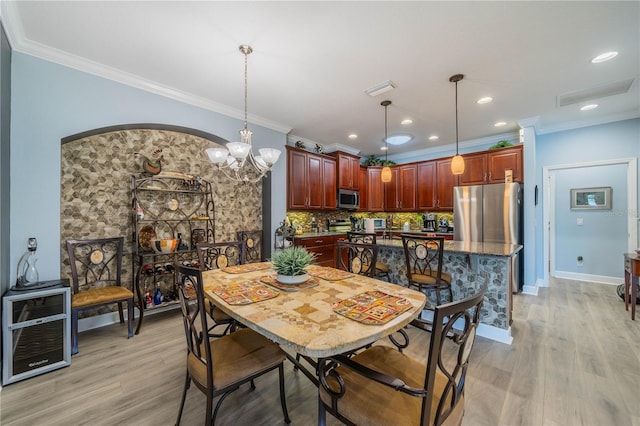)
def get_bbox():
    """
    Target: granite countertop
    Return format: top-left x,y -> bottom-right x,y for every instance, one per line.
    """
293,231 -> 347,238
376,238 -> 522,257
